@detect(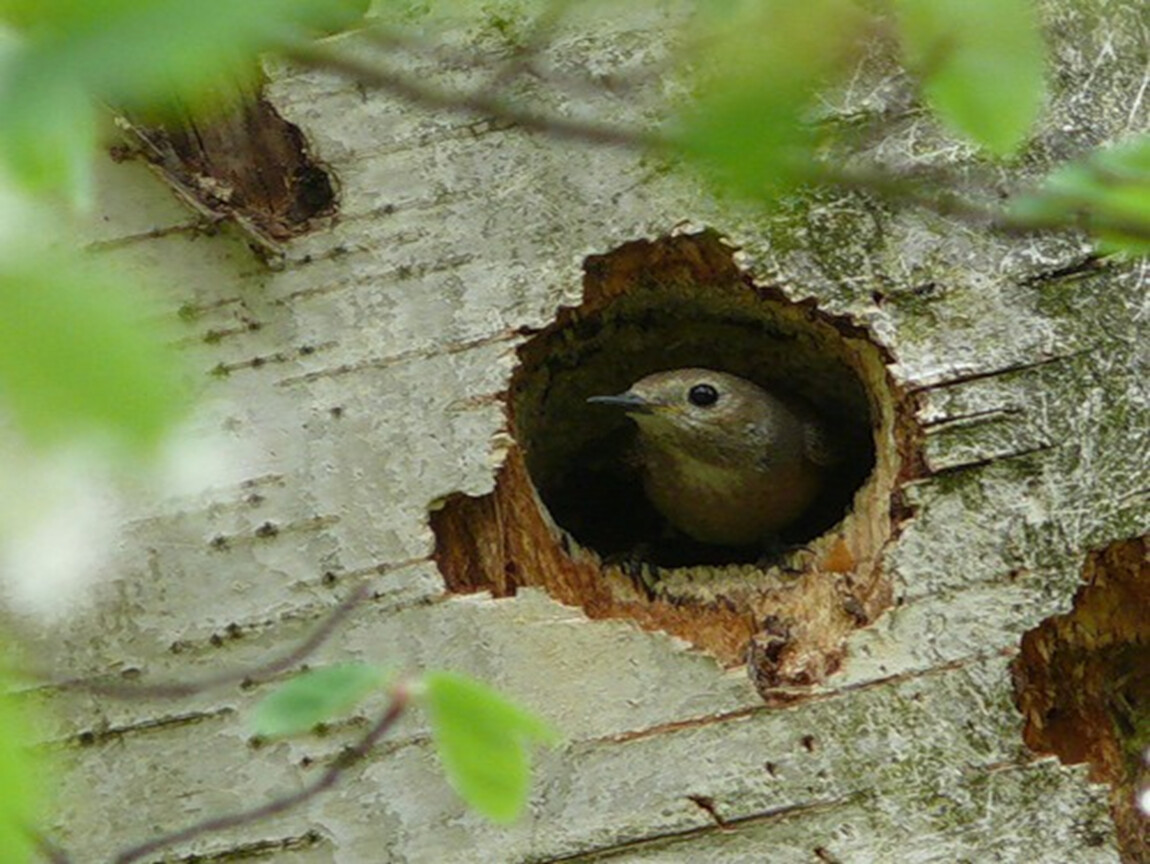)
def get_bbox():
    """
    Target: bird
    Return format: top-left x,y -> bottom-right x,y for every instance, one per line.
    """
587,368 -> 839,549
